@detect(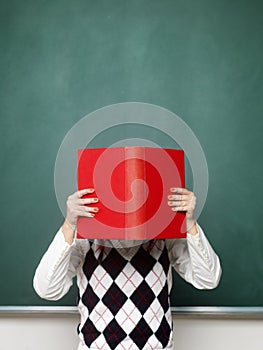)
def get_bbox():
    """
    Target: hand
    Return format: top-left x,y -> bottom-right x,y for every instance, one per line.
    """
62,188 -> 99,244
167,187 -> 197,235
65,188 -> 99,228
